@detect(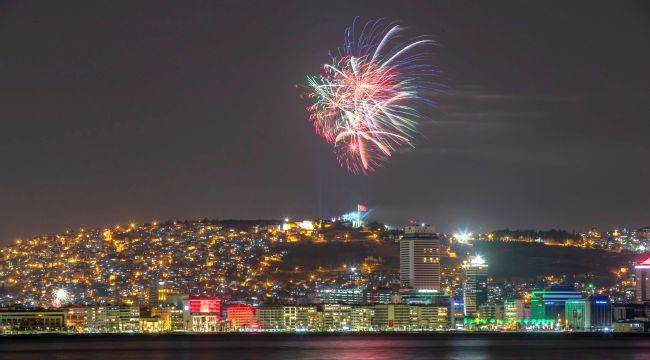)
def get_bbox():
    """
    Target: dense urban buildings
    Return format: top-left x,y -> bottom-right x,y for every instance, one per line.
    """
1,218 -> 650,333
